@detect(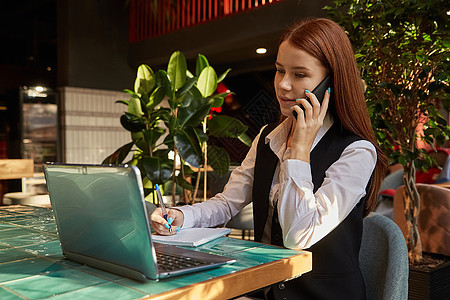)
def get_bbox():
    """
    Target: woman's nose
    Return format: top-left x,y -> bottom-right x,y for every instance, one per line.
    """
279,75 -> 292,91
